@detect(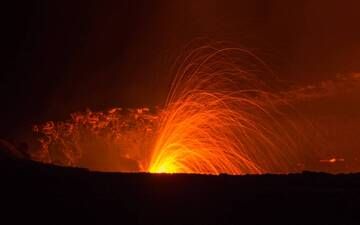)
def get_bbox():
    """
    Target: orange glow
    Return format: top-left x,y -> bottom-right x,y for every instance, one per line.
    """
320,158 -> 345,163
31,46 -> 360,174
35,46 -> 355,174
33,107 -> 158,172
147,47 -> 302,174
